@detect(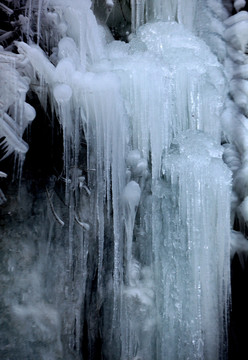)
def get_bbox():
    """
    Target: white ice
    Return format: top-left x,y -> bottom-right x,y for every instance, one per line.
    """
234,0 -> 247,12
1,0 -> 234,359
